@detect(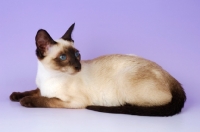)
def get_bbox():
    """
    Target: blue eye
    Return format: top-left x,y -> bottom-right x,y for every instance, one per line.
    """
59,54 -> 66,60
75,51 -> 80,57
